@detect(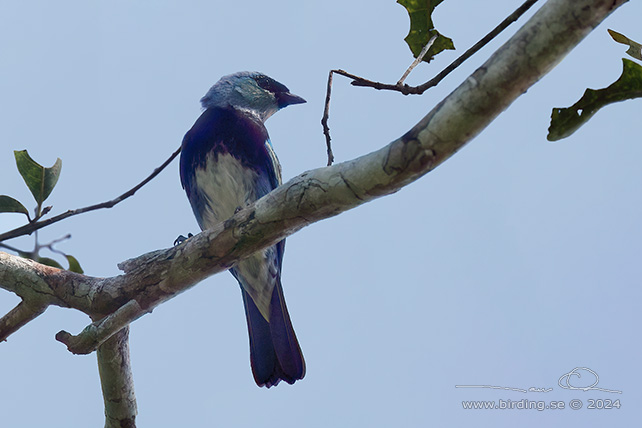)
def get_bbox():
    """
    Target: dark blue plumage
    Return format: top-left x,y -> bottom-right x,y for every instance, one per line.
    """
179,72 -> 306,387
